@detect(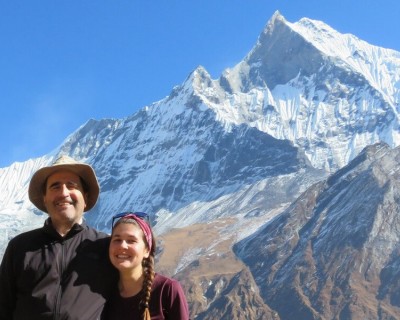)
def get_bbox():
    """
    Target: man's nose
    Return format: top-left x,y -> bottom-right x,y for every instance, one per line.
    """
59,184 -> 70,196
